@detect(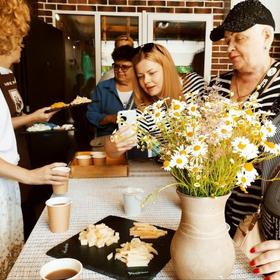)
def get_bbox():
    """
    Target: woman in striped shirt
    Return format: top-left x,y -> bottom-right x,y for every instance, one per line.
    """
210,0 -> 280,278
105,43 -> 206,158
